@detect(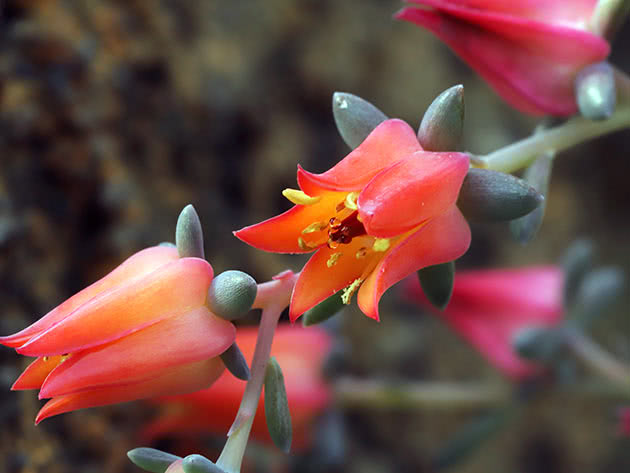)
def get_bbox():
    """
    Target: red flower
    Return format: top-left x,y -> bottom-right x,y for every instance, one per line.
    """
235,119 -> 471,321
144,325 -> 332,451
404,266 -> 564,379
397,0 -> 610,116
0,245 -> 236,423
